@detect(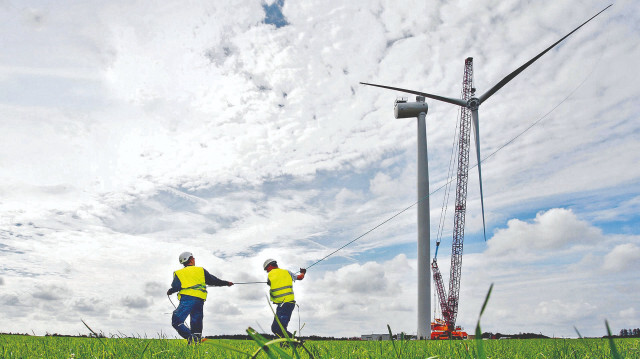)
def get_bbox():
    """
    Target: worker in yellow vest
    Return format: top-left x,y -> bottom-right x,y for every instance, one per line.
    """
167,251 -> 233,343
263,259 -> 306,338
